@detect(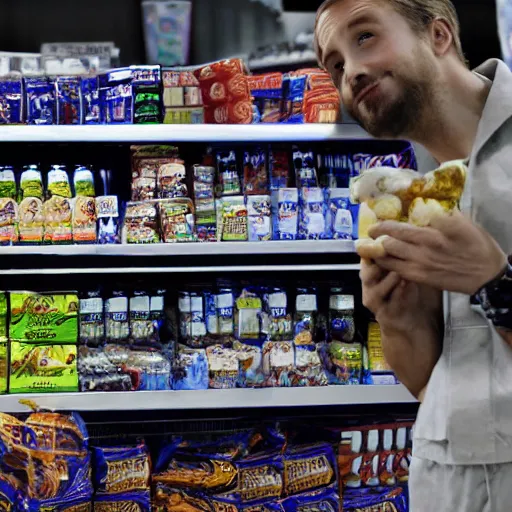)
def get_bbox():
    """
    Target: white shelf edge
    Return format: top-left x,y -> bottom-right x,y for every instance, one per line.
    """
0,386 -> 416,413
0,264 -> 361,275
0,240 -> 356,257
0,124 -> 371,143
